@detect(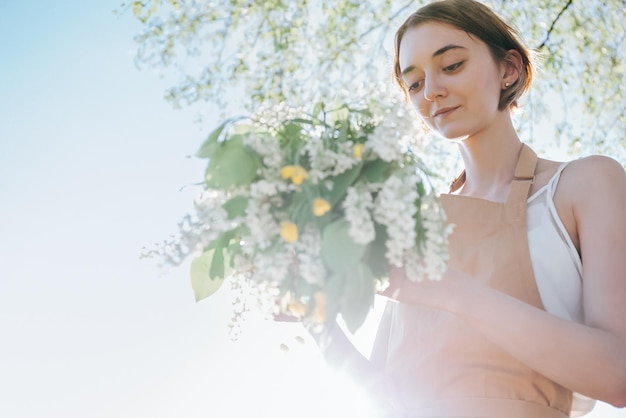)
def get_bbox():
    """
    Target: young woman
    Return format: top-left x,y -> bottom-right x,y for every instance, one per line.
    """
319,1 -> 626,417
